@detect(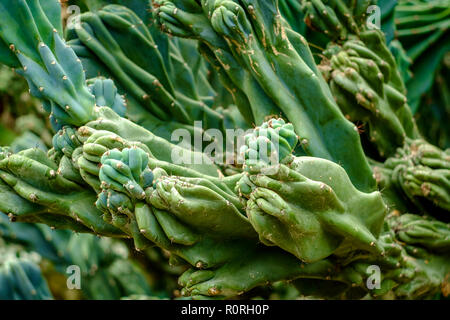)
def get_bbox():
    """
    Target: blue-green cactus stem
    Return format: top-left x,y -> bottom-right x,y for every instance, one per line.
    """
0,256 -> 53,300
52,126 -> 83,158
0,0 -> 96,127
88,77 -> 127,117
240,118 -> 299,167
99,147 -> 154,200
65,5 -> 197,124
